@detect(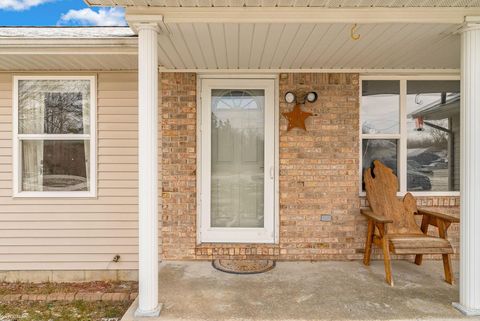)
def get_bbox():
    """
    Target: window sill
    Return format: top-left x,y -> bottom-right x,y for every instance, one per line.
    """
13,191 -> 97,198
359,191 -> 460,198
